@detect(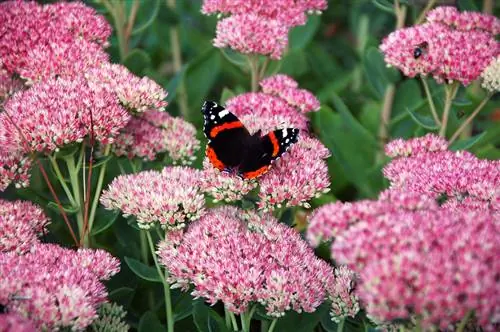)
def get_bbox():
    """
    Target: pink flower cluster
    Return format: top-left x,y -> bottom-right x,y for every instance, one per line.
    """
0,243 -> 120,330
158,206 -> 334,316
0,199 -> 49,254
204,0 -> 327,59
101,167 -> 205,230
0,148 -> 31,191
203,75 -> 329,210
426,6 -> 500,34
0,0 -> 110,82
380,7 -> 499,85
384,134 -> 499,211
0,312 -> 36,332
327,266 -> 360,323
113,109 -> 200,163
